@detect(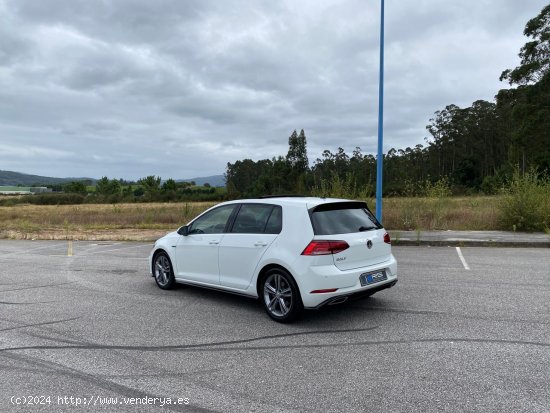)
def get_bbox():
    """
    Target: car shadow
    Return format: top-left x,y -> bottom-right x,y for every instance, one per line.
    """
172,282 -> 391,326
